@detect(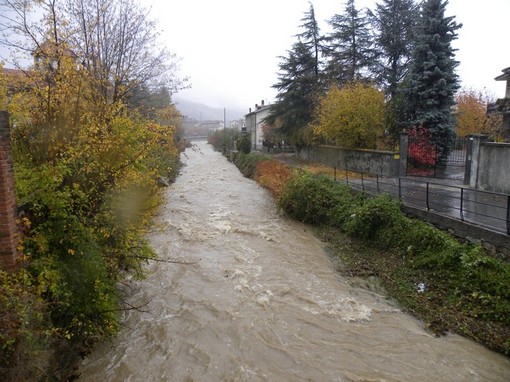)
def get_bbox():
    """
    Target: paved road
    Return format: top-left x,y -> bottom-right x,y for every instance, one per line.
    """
350,175 -> 509,235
